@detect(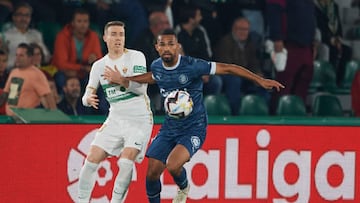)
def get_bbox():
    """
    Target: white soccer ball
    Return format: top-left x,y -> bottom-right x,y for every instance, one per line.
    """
164,90 -> 193,119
